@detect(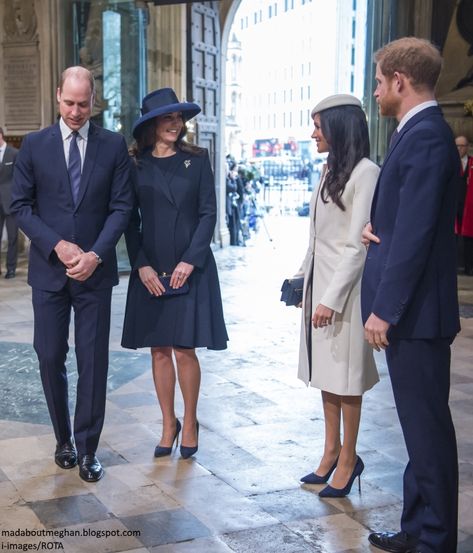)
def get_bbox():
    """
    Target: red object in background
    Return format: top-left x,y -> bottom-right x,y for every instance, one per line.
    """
461,156 -> 473,237
252,138 -> 280,157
